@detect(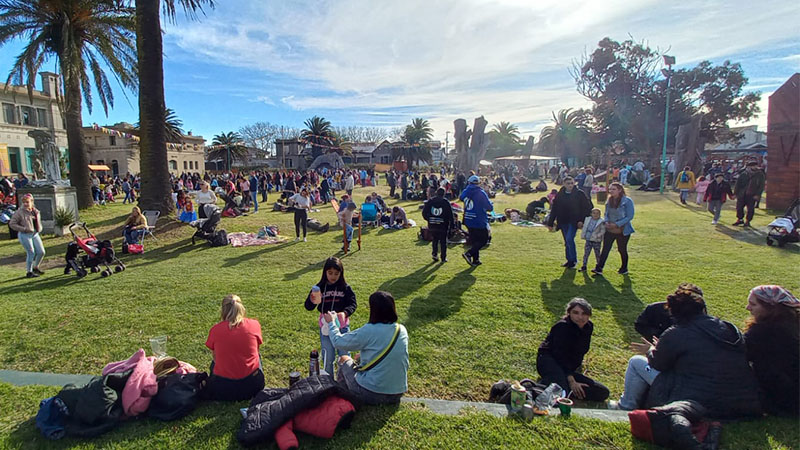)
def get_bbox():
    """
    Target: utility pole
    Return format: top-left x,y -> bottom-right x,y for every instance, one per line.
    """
659,55 -> 675,194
